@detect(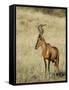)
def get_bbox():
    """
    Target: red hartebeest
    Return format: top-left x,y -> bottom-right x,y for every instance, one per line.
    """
35,24 -> 59,77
